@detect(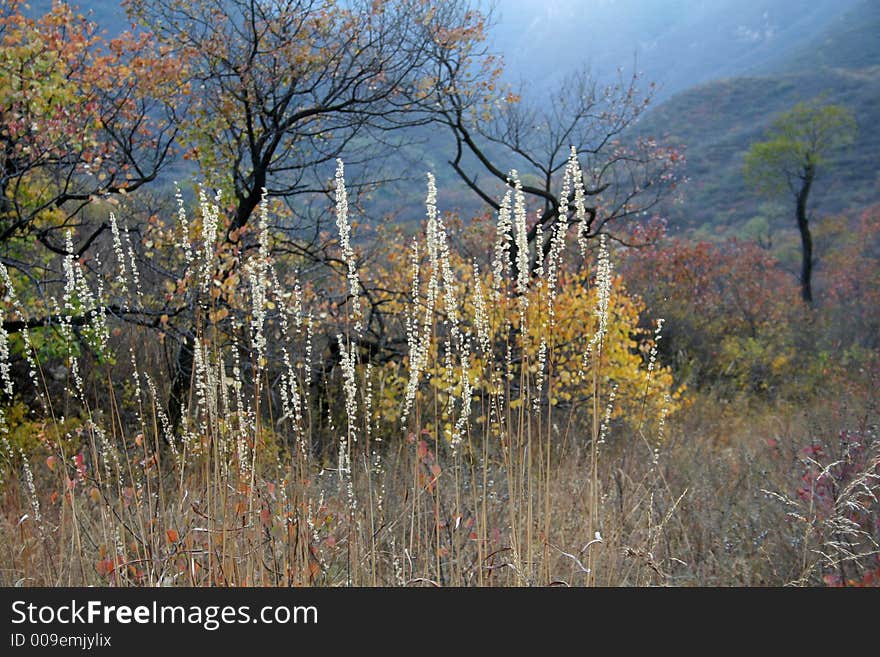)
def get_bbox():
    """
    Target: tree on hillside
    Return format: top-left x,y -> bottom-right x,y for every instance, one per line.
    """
743,99 -> 857,305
